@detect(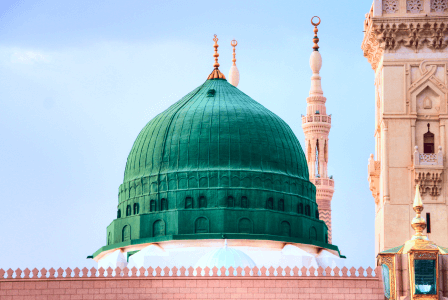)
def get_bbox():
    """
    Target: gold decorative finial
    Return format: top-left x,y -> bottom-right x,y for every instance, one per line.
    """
311,16 -> 321,51
231,39 -> 238,66
411,184 -> 429,240
213,34 -> 220,68
207,34 -> 226,80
